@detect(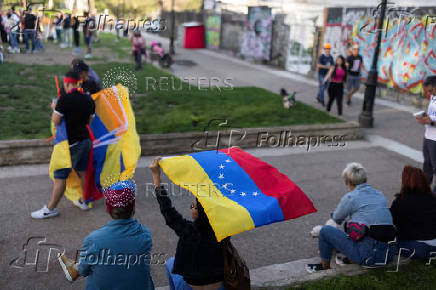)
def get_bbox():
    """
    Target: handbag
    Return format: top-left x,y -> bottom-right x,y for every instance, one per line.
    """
222,237 -> 251,290
345,222 -> 367,242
